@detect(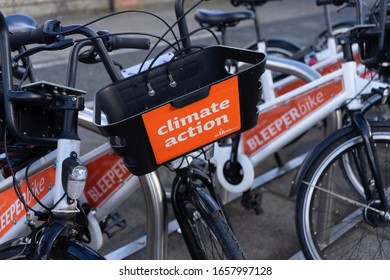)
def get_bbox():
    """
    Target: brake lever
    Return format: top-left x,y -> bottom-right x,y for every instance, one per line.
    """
78,46 -> 101,64
14,37 -> 74,62
77,30 -> 113,64
78,30 -> 112,64
78,47 -> 123,69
